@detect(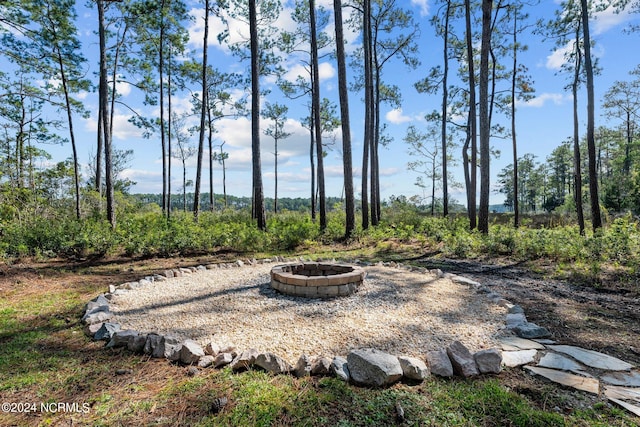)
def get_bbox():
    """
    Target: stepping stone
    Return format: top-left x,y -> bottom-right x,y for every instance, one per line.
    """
607,397 -> 640,417
524,366 -> 599,394
501,349 -> 538,368
538,352 -> 589,375
533,339 -> 556,345
604,385 -> 640,404
601,371 -> 640,387
499,336 -> 545,351
604,385 -> 640,416
547,345 -> 634,371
